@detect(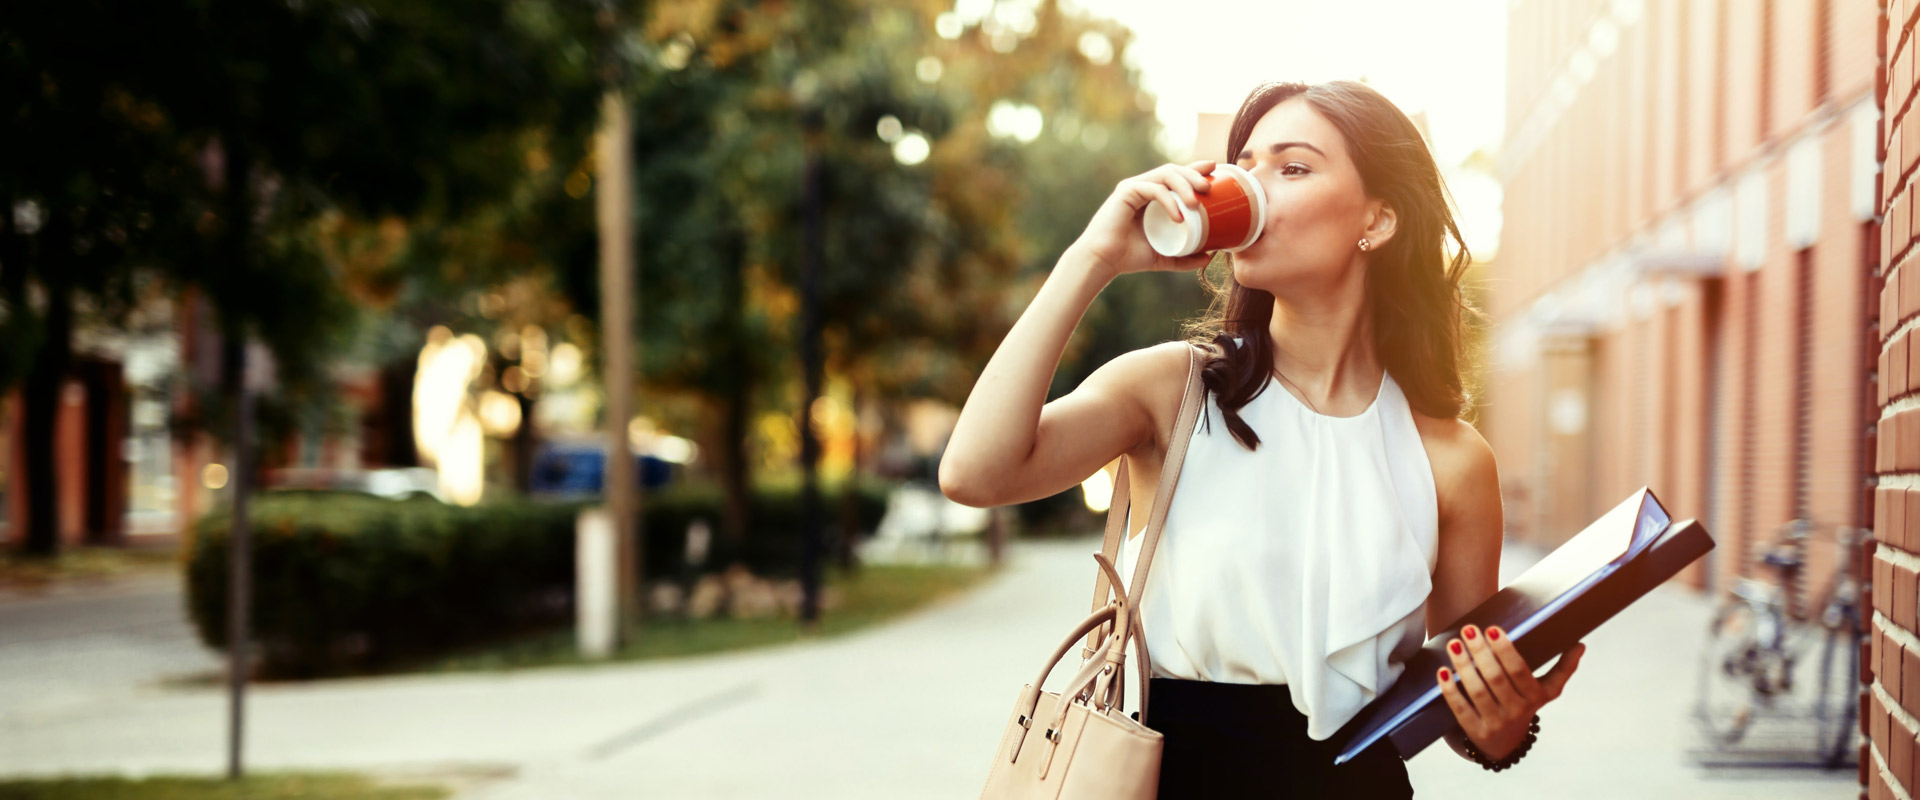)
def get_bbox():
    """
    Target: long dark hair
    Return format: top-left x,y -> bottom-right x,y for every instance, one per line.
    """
1182,80 -> 1484,450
